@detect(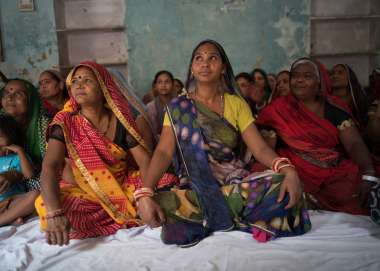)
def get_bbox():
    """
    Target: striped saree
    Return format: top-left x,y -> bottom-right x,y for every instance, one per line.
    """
35,61 -> 176,239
